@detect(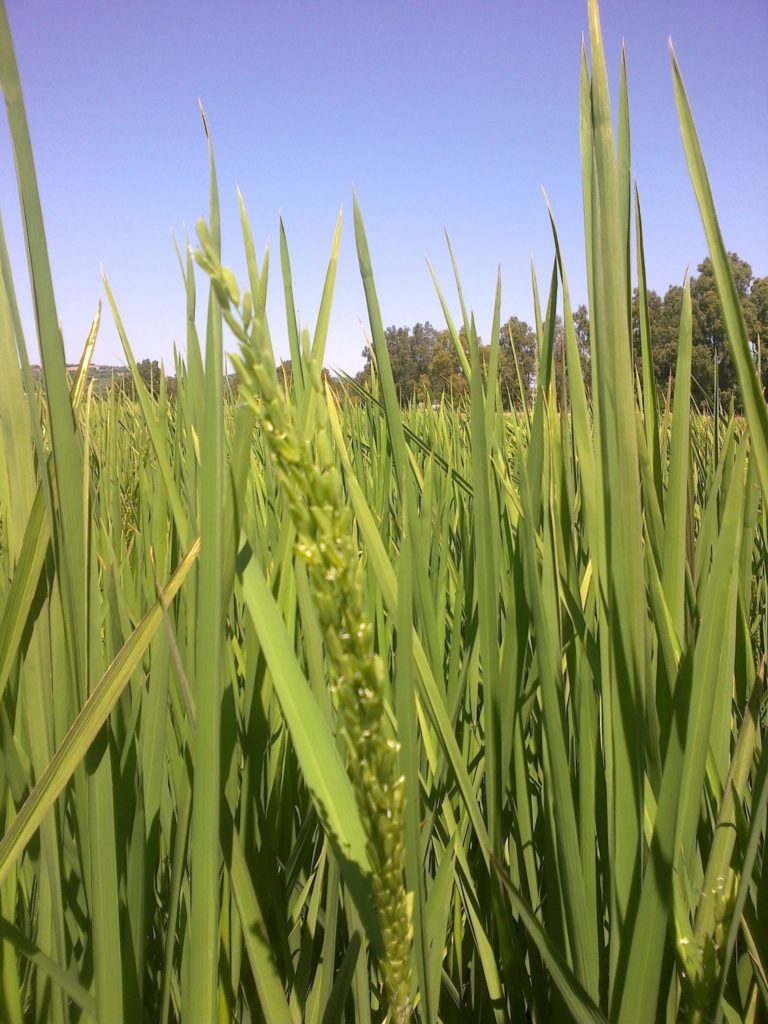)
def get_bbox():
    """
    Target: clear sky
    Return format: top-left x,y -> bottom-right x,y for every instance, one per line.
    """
0,0 -> 765,374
